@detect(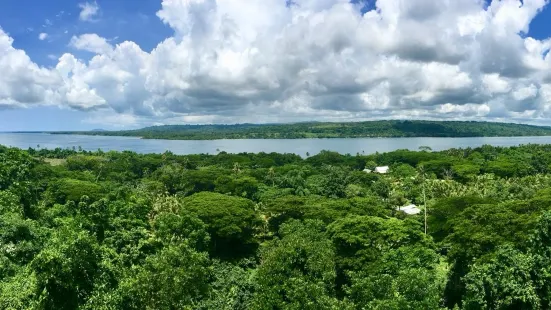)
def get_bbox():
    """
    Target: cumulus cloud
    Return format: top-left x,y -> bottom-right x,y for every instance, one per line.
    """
38,33 -> 48,41
78,1 -> 99,22
2,0 -> 551,126
69,33 -> 113,54
0,28 -> 62,108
